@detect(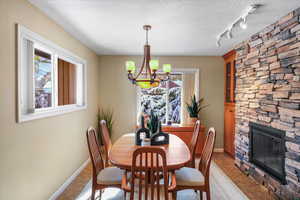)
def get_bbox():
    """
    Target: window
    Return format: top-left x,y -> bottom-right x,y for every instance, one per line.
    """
34,48 -> 53,109
138,74 -> 182,124
17,25 -> 87,122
